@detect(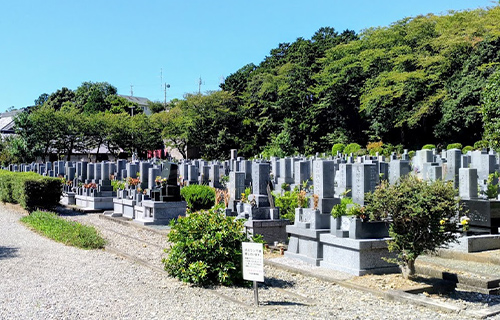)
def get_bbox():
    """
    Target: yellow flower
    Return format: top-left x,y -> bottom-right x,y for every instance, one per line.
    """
461,219 -> 468,225
440,219 -> 445,225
